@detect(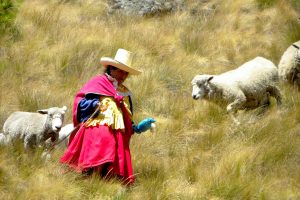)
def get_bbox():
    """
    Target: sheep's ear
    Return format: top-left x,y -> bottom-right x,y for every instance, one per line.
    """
37,109 -> 48,114
62,106 -> 67,112
292,44 -> 300,49
207,76 -> 214,82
